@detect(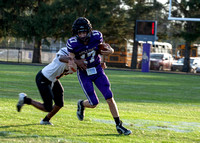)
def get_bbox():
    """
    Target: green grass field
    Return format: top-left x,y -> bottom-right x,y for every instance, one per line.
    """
0,64 -> 200,143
